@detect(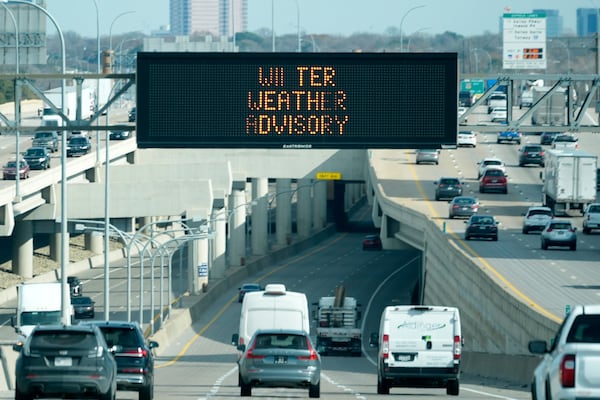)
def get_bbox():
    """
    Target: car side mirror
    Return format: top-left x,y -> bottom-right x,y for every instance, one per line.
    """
369,332 -> 379,348
12,343 -> 23,352
237,344 -> 246,352
231,333 -> 239,346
